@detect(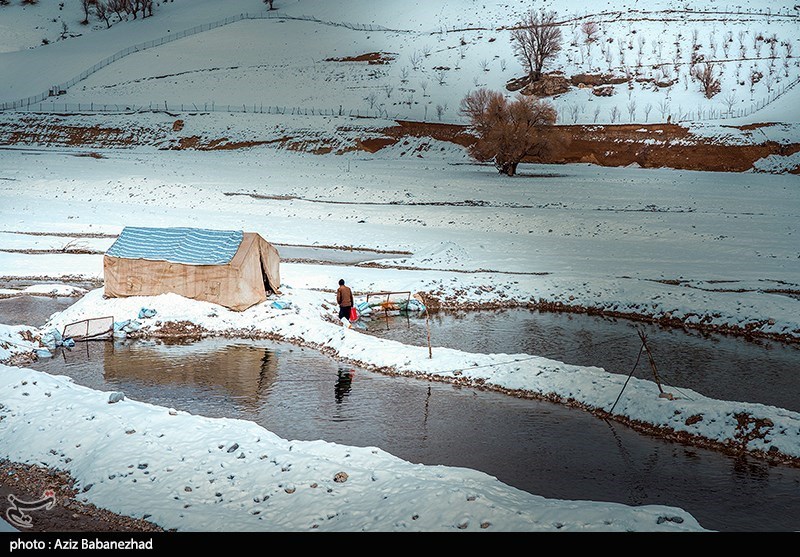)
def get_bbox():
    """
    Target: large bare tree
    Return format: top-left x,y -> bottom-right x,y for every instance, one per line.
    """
460,88 -> 558,176
511,10 -> 563,81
